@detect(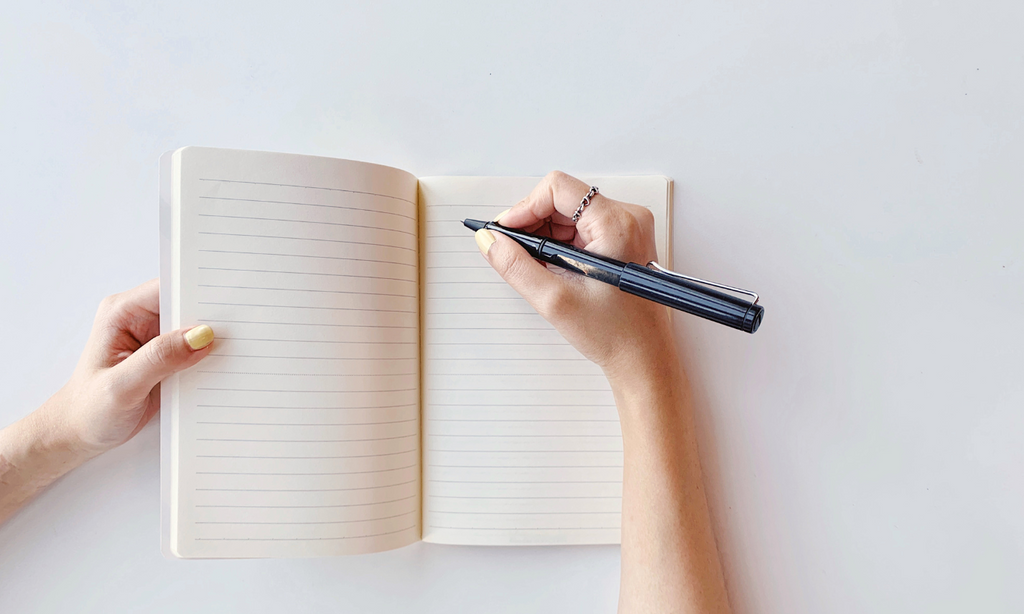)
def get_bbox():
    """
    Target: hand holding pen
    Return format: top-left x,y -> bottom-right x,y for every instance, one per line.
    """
471,171 -> 688,378
471,171 -> 733,612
